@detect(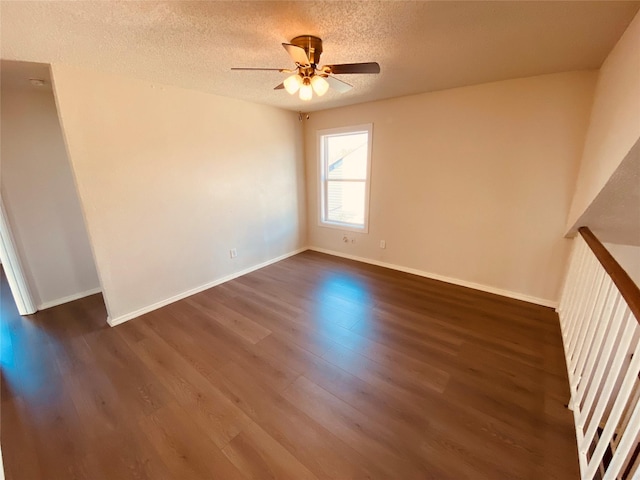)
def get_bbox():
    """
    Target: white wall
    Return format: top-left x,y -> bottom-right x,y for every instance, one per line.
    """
305,71 -> 597,305
605,243 -> 640,288
1,86 -> 100,308
567,11 -> 640,231
51,64 -> 306,324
